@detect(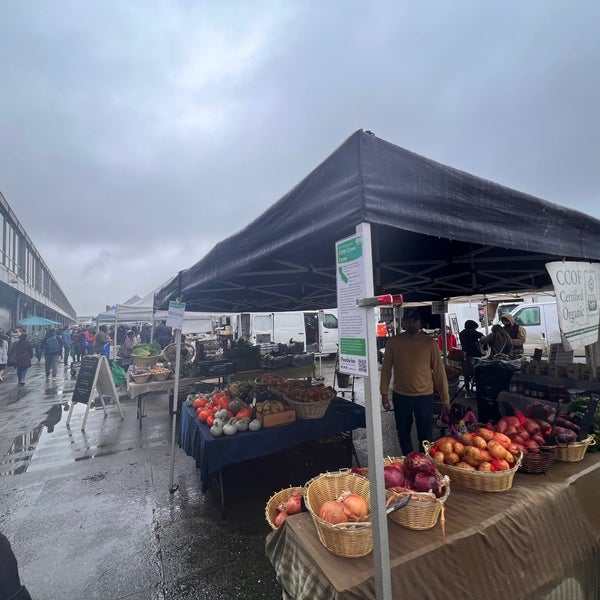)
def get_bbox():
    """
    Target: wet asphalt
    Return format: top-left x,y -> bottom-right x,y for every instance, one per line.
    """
0,356 -> 436,600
